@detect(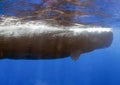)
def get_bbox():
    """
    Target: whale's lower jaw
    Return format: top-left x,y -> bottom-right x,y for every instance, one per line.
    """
0,18 -> 113,60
